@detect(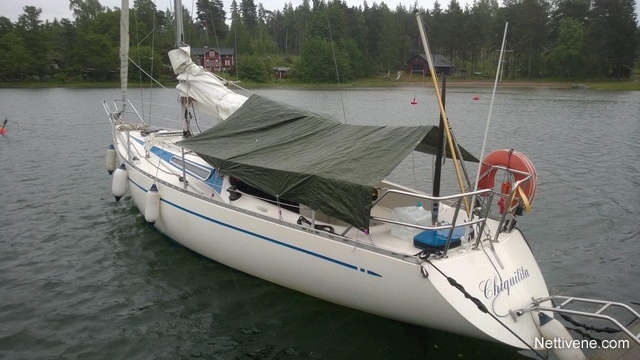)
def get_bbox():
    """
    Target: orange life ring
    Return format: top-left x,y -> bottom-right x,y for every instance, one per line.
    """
477,149 -> 537,212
